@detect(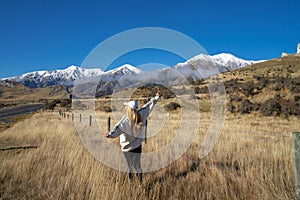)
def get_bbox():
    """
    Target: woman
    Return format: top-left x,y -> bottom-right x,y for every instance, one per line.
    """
103,92 -> 160,185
